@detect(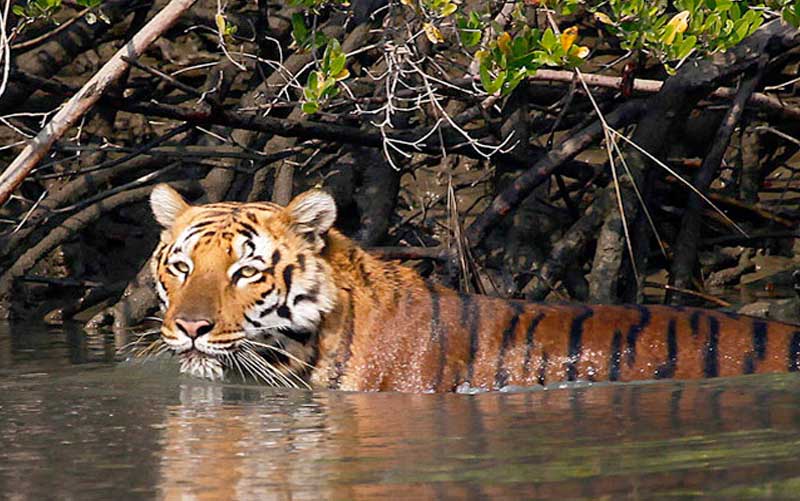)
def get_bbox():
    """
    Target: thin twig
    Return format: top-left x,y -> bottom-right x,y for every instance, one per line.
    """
0,0 -> 198,207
